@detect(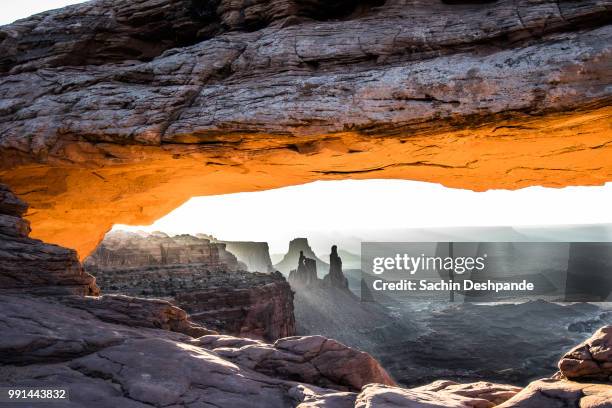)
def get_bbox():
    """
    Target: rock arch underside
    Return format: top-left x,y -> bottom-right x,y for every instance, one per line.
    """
0,0 -> 611,258
1,2 -> 612,407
